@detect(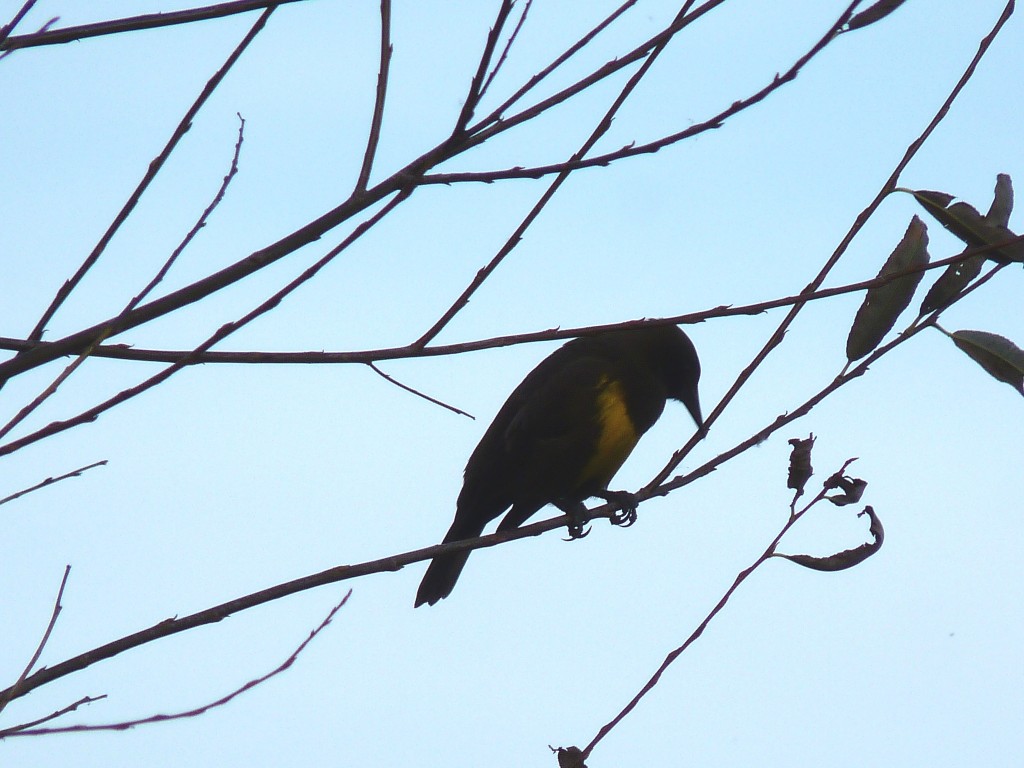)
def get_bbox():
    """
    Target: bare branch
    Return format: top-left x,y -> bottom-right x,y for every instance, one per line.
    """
0,0 -> 309,51
0,566 -> 71,716
366,362 -> 475,419
355,0 -> 393,192
0,243 -> 1001,706
413,1 -> 705,348
0,117 -> 247,441
425,0 -> 850,186
0,461 -> 107,508
0,593 -> 350,738
645,0 -> 1016,489
0,234 -> 1015,369
0,696 -> 106,734
464,0 -> 730,144
126,114 -> 247,311
0,352 -> 93,442
0,1 -> 768,385
26,11 -> 269,342
0,519 -> 579,705
479,0 -> 534,100
473,0 -> 639,131
582,464 -> 860,760
0,190 -> 413,459
0,0 -> 40,51
0,121 -> 469,384
453,0 -> 516,134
